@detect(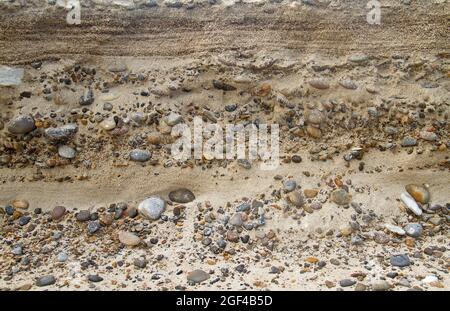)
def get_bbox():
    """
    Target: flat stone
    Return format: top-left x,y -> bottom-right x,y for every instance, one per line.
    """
36,275 -> 56,287
309,79 -> 330,90
187,269 -> 209,284
405,184 -> 430,204
283,180 -> 296,192
339,279 -> 356,287
7,115 -> 36,134
58,145 -> 76,159
129,149 -> 151,162
304,189 -> 318,198
348,54 -> 368,64
165,112 -> 183,126
306,109 -> 325,124
420,131 -> 438,141
45,124 -> 78,142
88,275 -> 103,282
372,280 -> 391,291
339,79 -> 357,90
390,254 -> 411,267
401,137 -> 417,147
11,199 -> 29,209
138,196 -> 166,220
118,231 -> 141,246
400,192 -> 422,216
385,223 -> 405,235
168,188 -> 195,203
